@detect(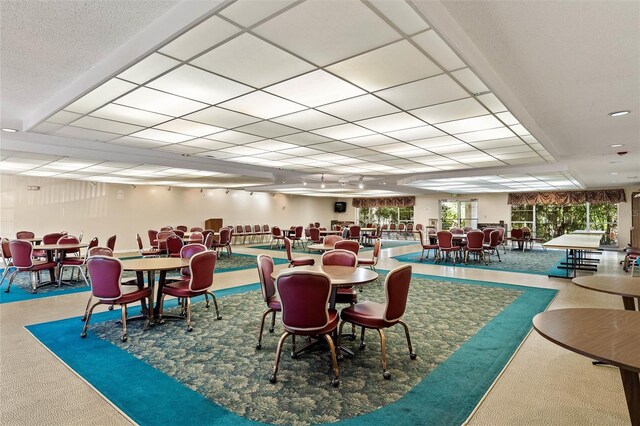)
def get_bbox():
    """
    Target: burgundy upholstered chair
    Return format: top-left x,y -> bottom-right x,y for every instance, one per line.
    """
106,234 -> 117,251
16,231 -> 35,239
357,238 -> 381,271
348,225 -> 361,242
464,230 -> 486,264
173,229 -> 186,238
289,226 -> 304,249
234,225 -> 245,245
334,239 -> 360,255
397,223 -> 406,239
245,224 -> 256,244
482,228 -> 495,244
57,235 -> 88,287
450,227 -> 464,235
159,250 -> 221,331
0,238 -> 15,287
388,223 -> 397,239
148,230 -> 159,249
6,239 -> 57,293
88,246 -> 113,257
323,235 -> 343,247
190,227 -> 203,232
160,226 -> 173,231
189,232 -> 204,245
417,230 -> 439,261
136,233 -> 161,258
156,231 -> 174,253
254,224 -> 264,243
270,226 -> 284,249
256,254 -> 280,349
82,255 -> 153,341
32,232 -> 65,259
321,249 -> 358,307
415,223 -> 423,232
270,269 -> 340,387
406,223 -> 414,239
338,264 -> 416,379
314,222 -> 320,228
166,235 -> 184,258
463,226 -> 473,233
510,228 -> 525,251
211,227 -> 231,257
483,230 -> 502,262
436,231 -> 461,264
284,237 -> 315,267
308,227 -> 322,245
203,232 -> 214,250
176,225 -> 188,232
171,244 -> 208,282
